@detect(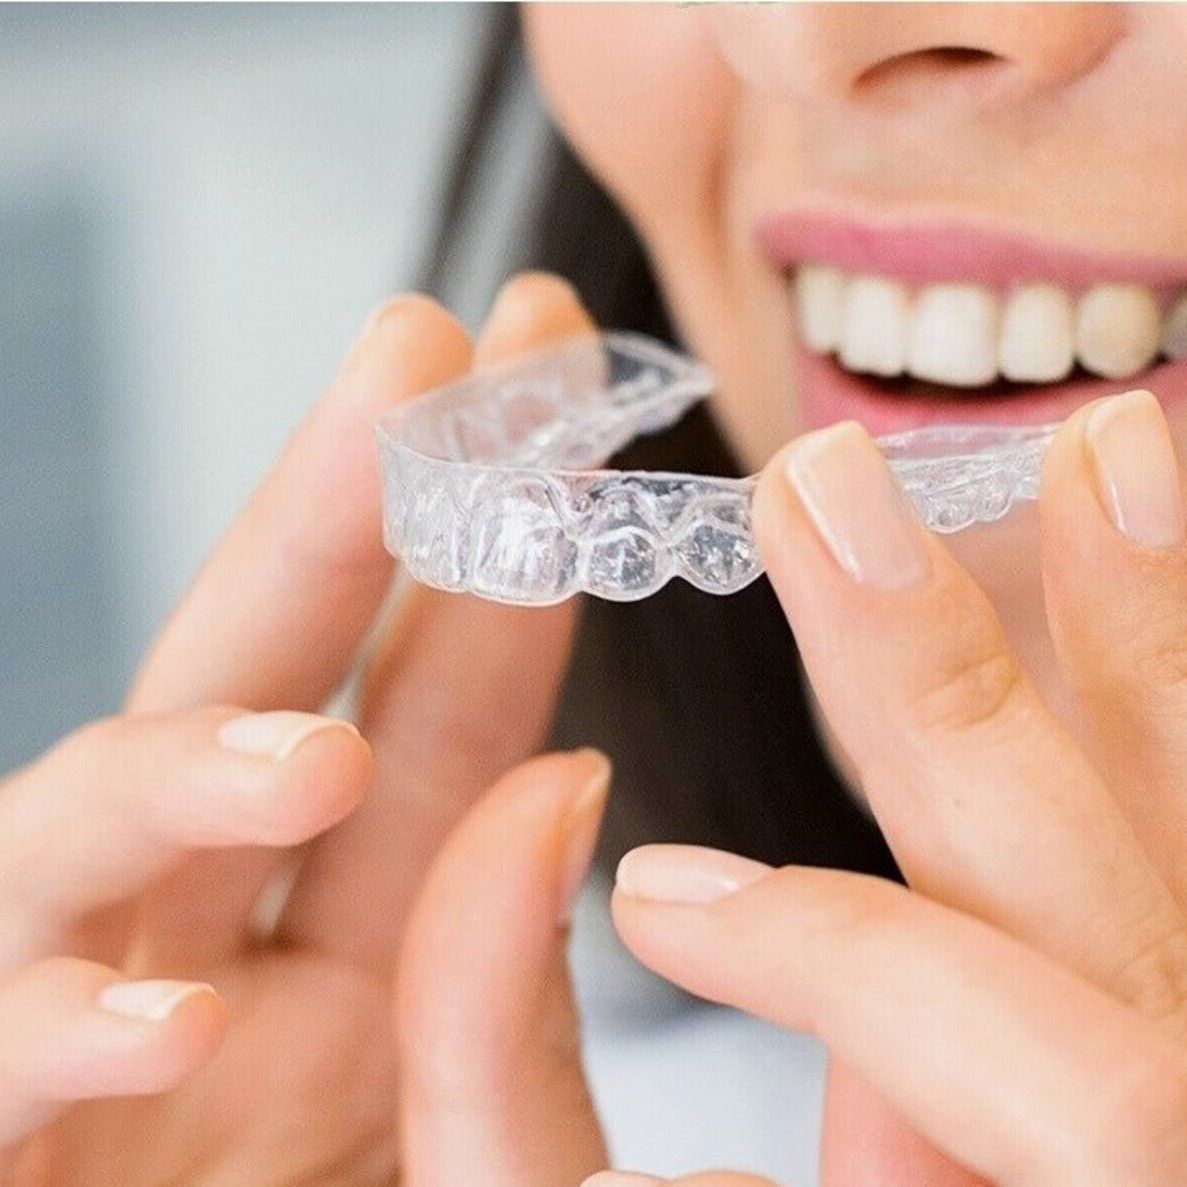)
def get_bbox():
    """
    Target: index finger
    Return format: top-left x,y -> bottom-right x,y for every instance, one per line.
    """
128,295 -> 473,714
614,853 -> 1187,1187
751,421 -> 1185,1017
